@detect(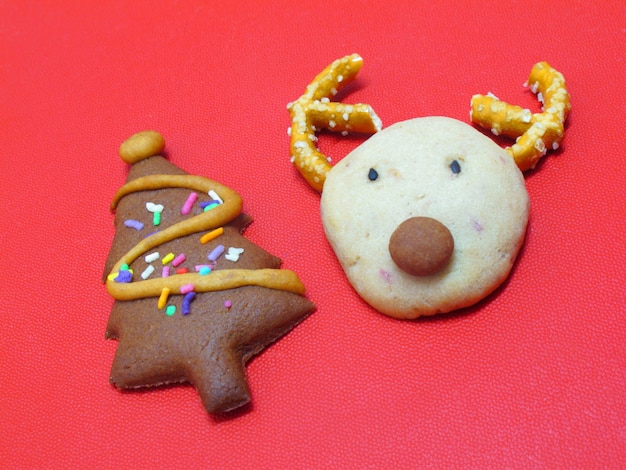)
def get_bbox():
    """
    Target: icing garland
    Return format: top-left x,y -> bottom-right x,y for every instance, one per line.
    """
106,174 -> 306,301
